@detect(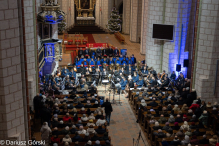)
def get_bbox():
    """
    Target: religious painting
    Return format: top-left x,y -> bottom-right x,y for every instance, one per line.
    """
81,0 -> 90,9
